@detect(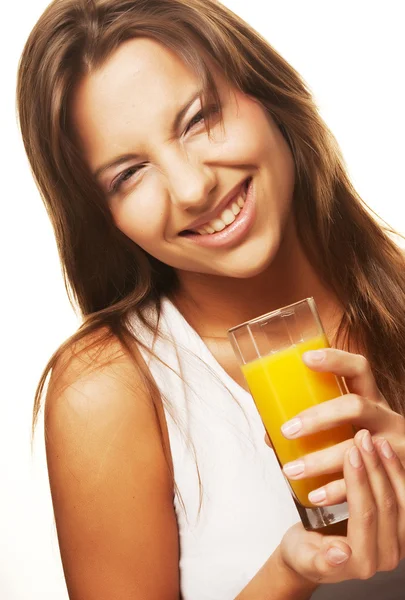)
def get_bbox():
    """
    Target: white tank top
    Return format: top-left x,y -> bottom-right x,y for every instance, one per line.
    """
130,296 -> 405,600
